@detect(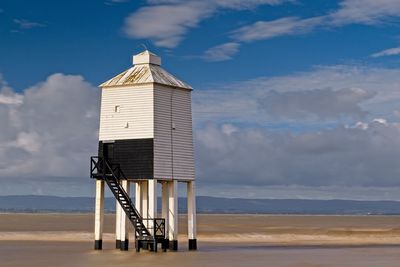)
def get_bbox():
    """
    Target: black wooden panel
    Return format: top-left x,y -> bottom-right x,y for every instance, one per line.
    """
98,139 -> 153,179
